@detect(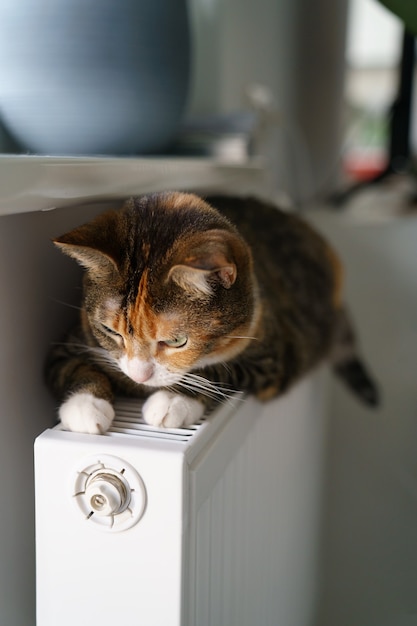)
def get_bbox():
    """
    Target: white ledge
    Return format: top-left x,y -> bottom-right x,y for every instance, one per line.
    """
0,154 -> 266,216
